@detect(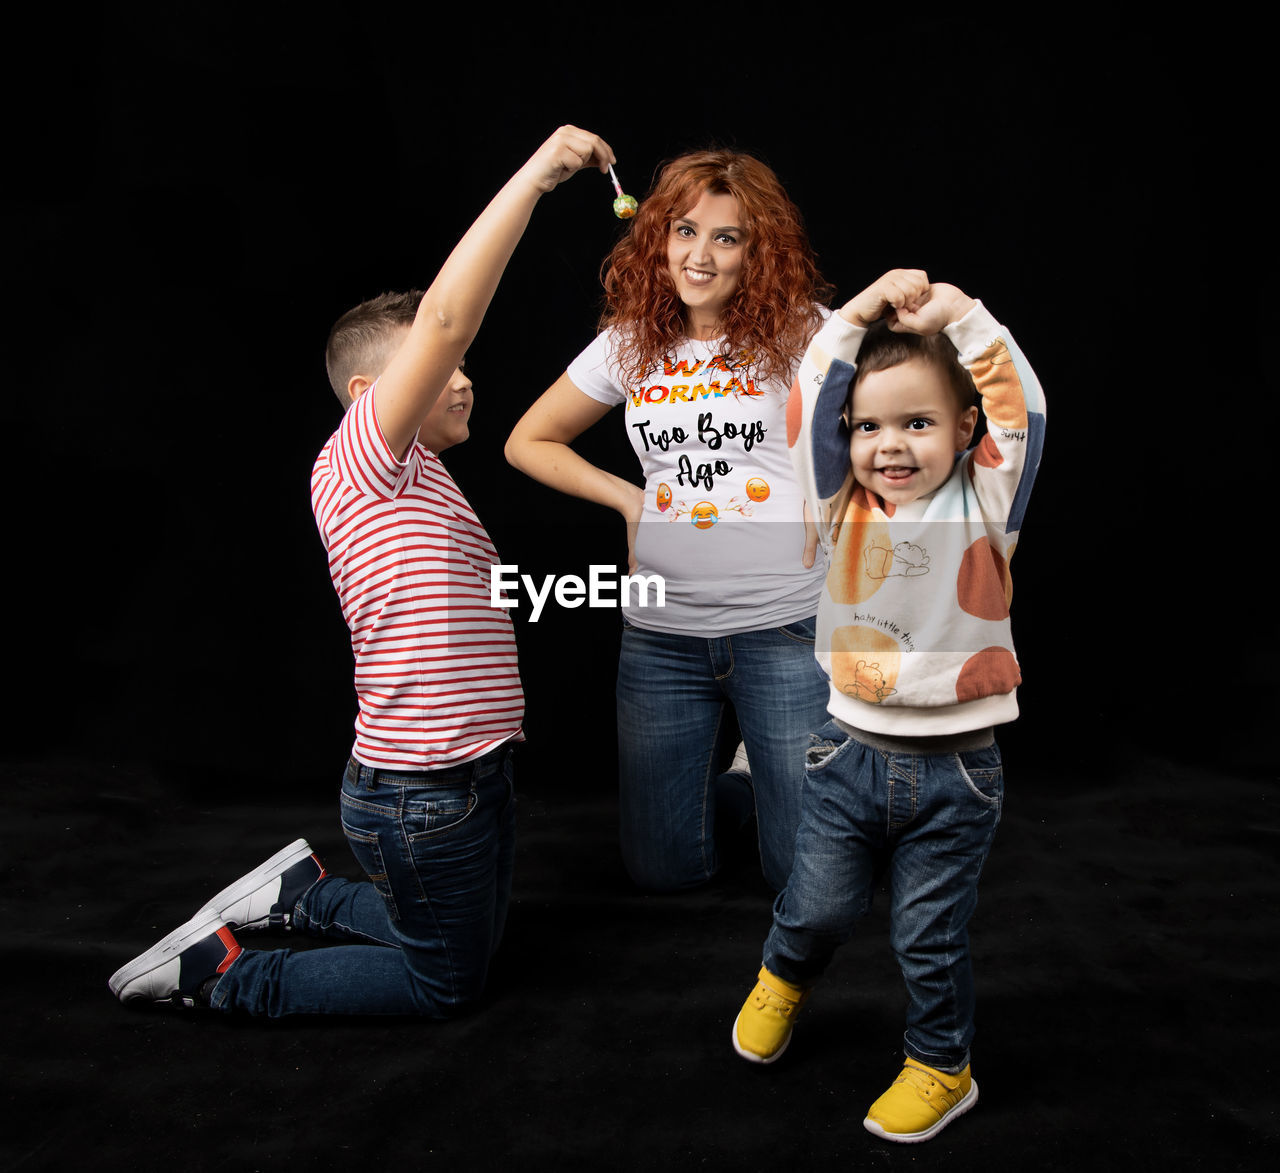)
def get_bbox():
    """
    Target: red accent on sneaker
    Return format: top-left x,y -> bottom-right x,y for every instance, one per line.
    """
215,926 -> 242,973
